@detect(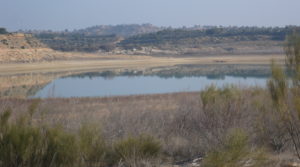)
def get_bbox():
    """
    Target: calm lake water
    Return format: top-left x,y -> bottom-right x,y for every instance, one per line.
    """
32,75 -> 268,98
